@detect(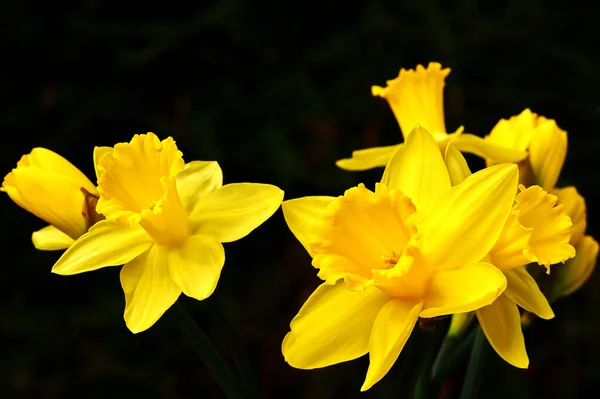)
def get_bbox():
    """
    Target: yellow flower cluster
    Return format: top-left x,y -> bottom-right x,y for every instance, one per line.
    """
2,62 -> 596,392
